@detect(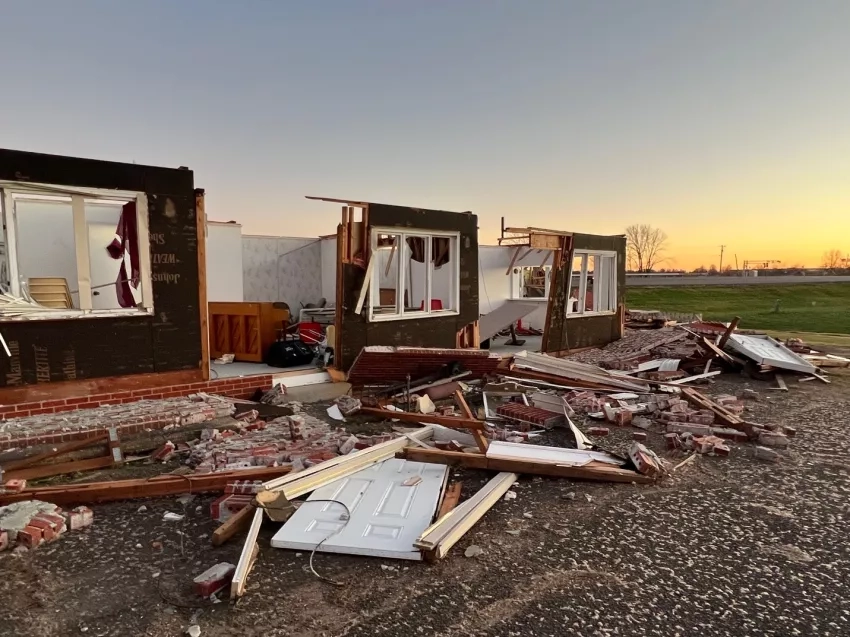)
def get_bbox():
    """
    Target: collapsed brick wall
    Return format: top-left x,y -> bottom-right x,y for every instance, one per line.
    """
0,374 -> 274,422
